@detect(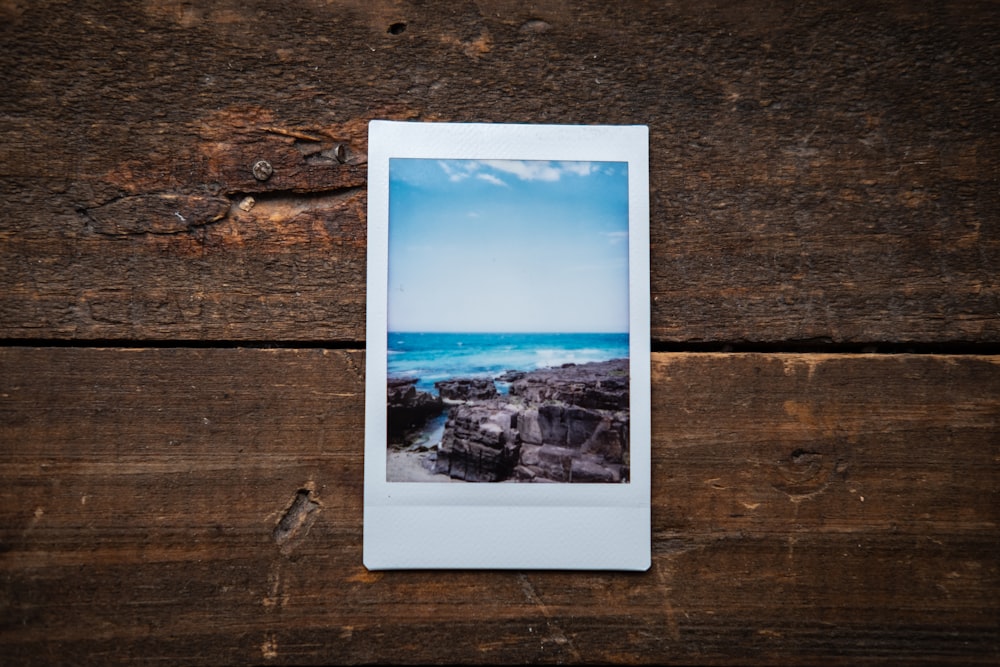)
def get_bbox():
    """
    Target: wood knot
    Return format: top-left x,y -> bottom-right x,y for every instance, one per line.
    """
83,193 -> 229,236
273,488 -> 320,554
520,19 -> 552,33
771,448 -> 834,499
